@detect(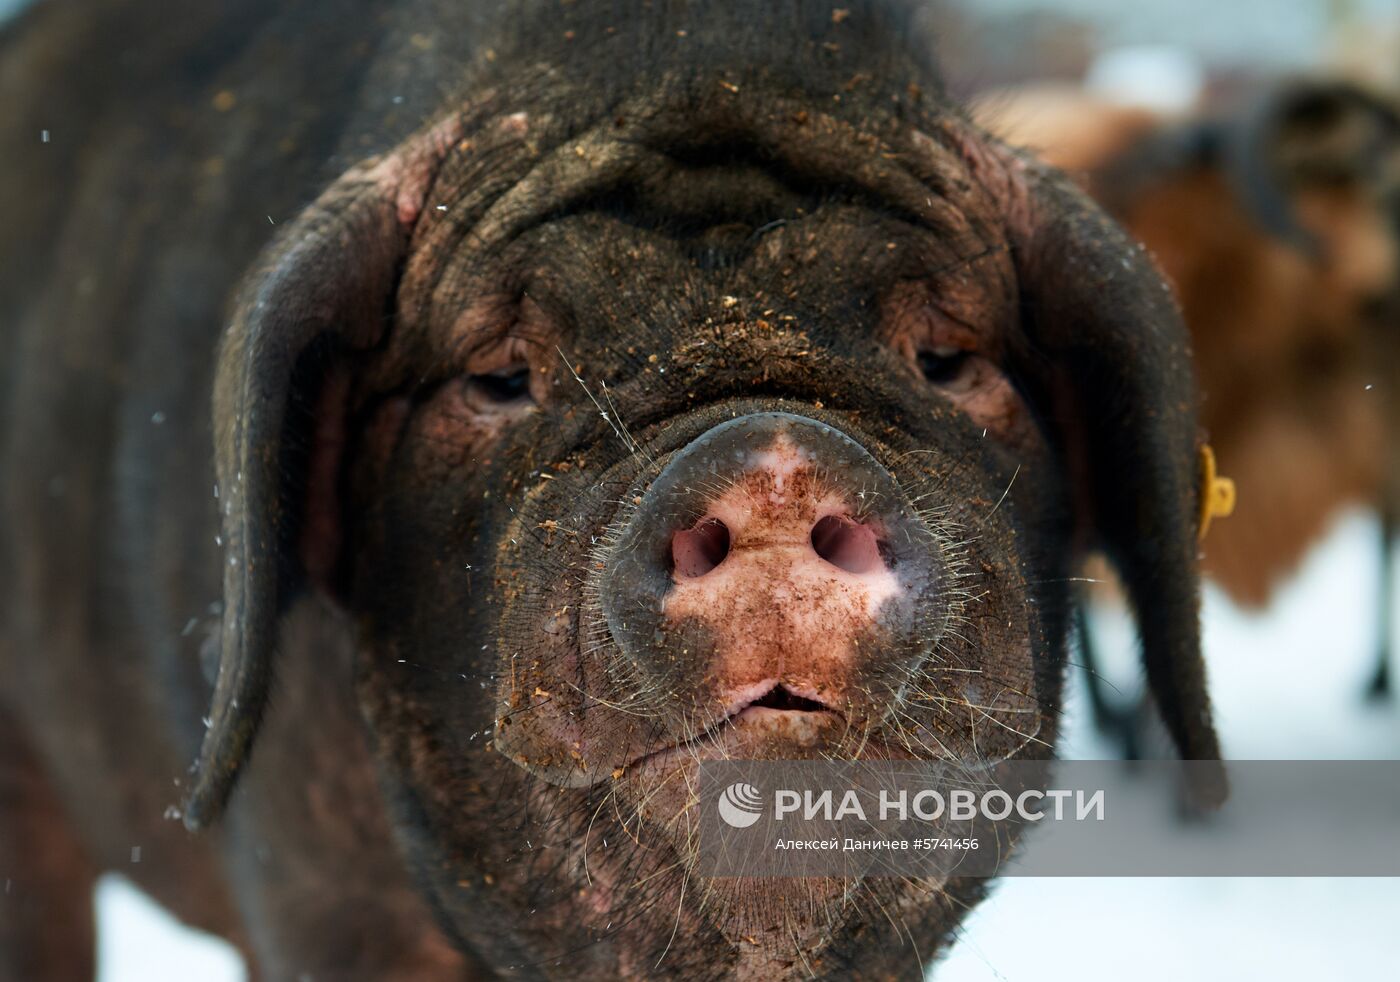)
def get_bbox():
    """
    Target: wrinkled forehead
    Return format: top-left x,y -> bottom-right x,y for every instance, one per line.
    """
391,90 -> 1017,362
